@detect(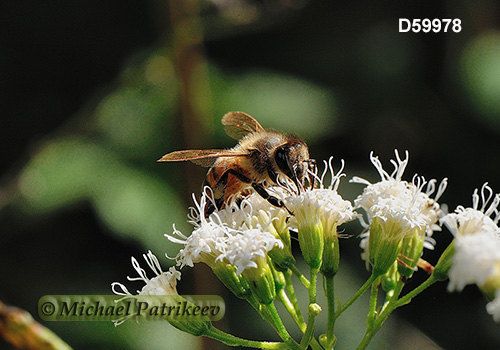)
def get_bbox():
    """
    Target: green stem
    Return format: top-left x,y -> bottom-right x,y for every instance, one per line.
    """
276,287 -> 322,350
246,295 -> 273,326
284,269 -> 306,328
324,275 -> 337,349
277,289 -> 304,332
357,275 -> 438,350
284,269 -> 305,327
308,266 -> 319,305
393,274 -> 437,309
310,338 -> 323,350
336,273 -> 378,318
300,311 -> 316,350
379,279 -> 404,315
265,302 -> 302,350
290,264 -> 310,288
205,324 -> 288,349
366,276 -> 380,329
356,327 -> 376,350
247,294 -> 301,350
300,266 -> 320,349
